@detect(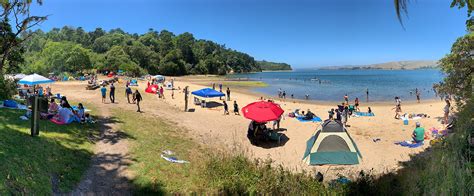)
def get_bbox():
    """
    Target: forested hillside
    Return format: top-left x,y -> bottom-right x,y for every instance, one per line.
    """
257,60 -> 292,71
18,27 -> 263,76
